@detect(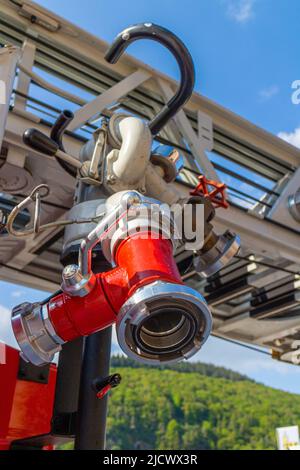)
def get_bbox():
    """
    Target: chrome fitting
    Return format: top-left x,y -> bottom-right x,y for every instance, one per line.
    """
150,145 -> 184,182
61,264 -> 96,297
11,302 -> 64,366
194,230 -> 240,277
288,191 -> 300,222
101,191 -> 178,264
116,280 -> 212,365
